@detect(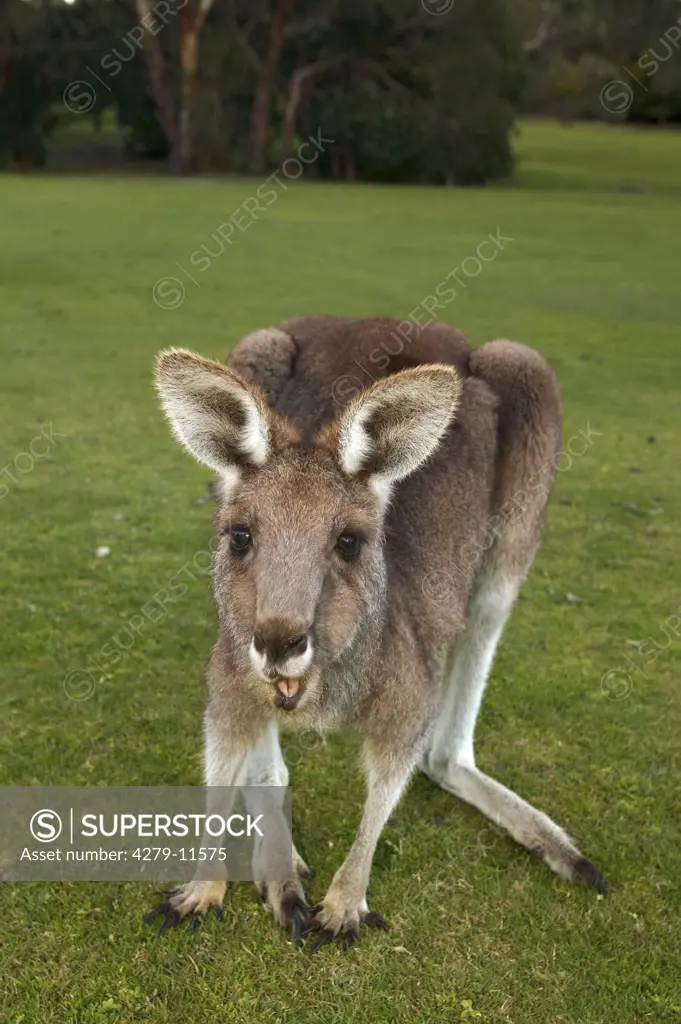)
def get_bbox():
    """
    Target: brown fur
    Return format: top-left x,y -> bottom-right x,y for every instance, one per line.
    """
148,316 -> 605,948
